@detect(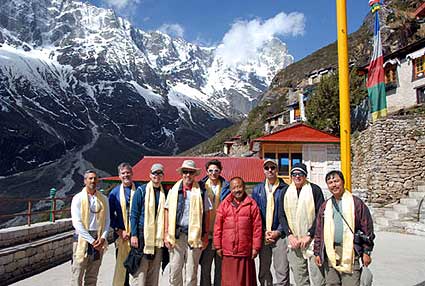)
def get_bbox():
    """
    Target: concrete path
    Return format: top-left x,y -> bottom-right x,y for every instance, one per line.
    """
11,232 -> 425,286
